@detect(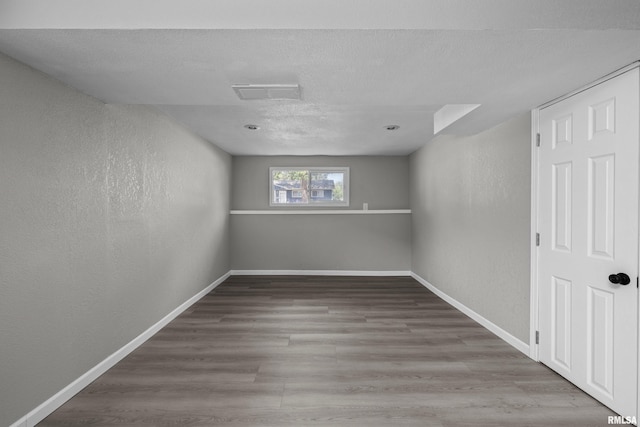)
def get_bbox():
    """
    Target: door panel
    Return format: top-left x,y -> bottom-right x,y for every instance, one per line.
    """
587,286 -> 614,397
551,275 -> 572,371
553,162 -> 572,252
588,98 -> 615,140
588,154 -> 615,259
553,114 -> 573,148
538,68 -> 639,417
